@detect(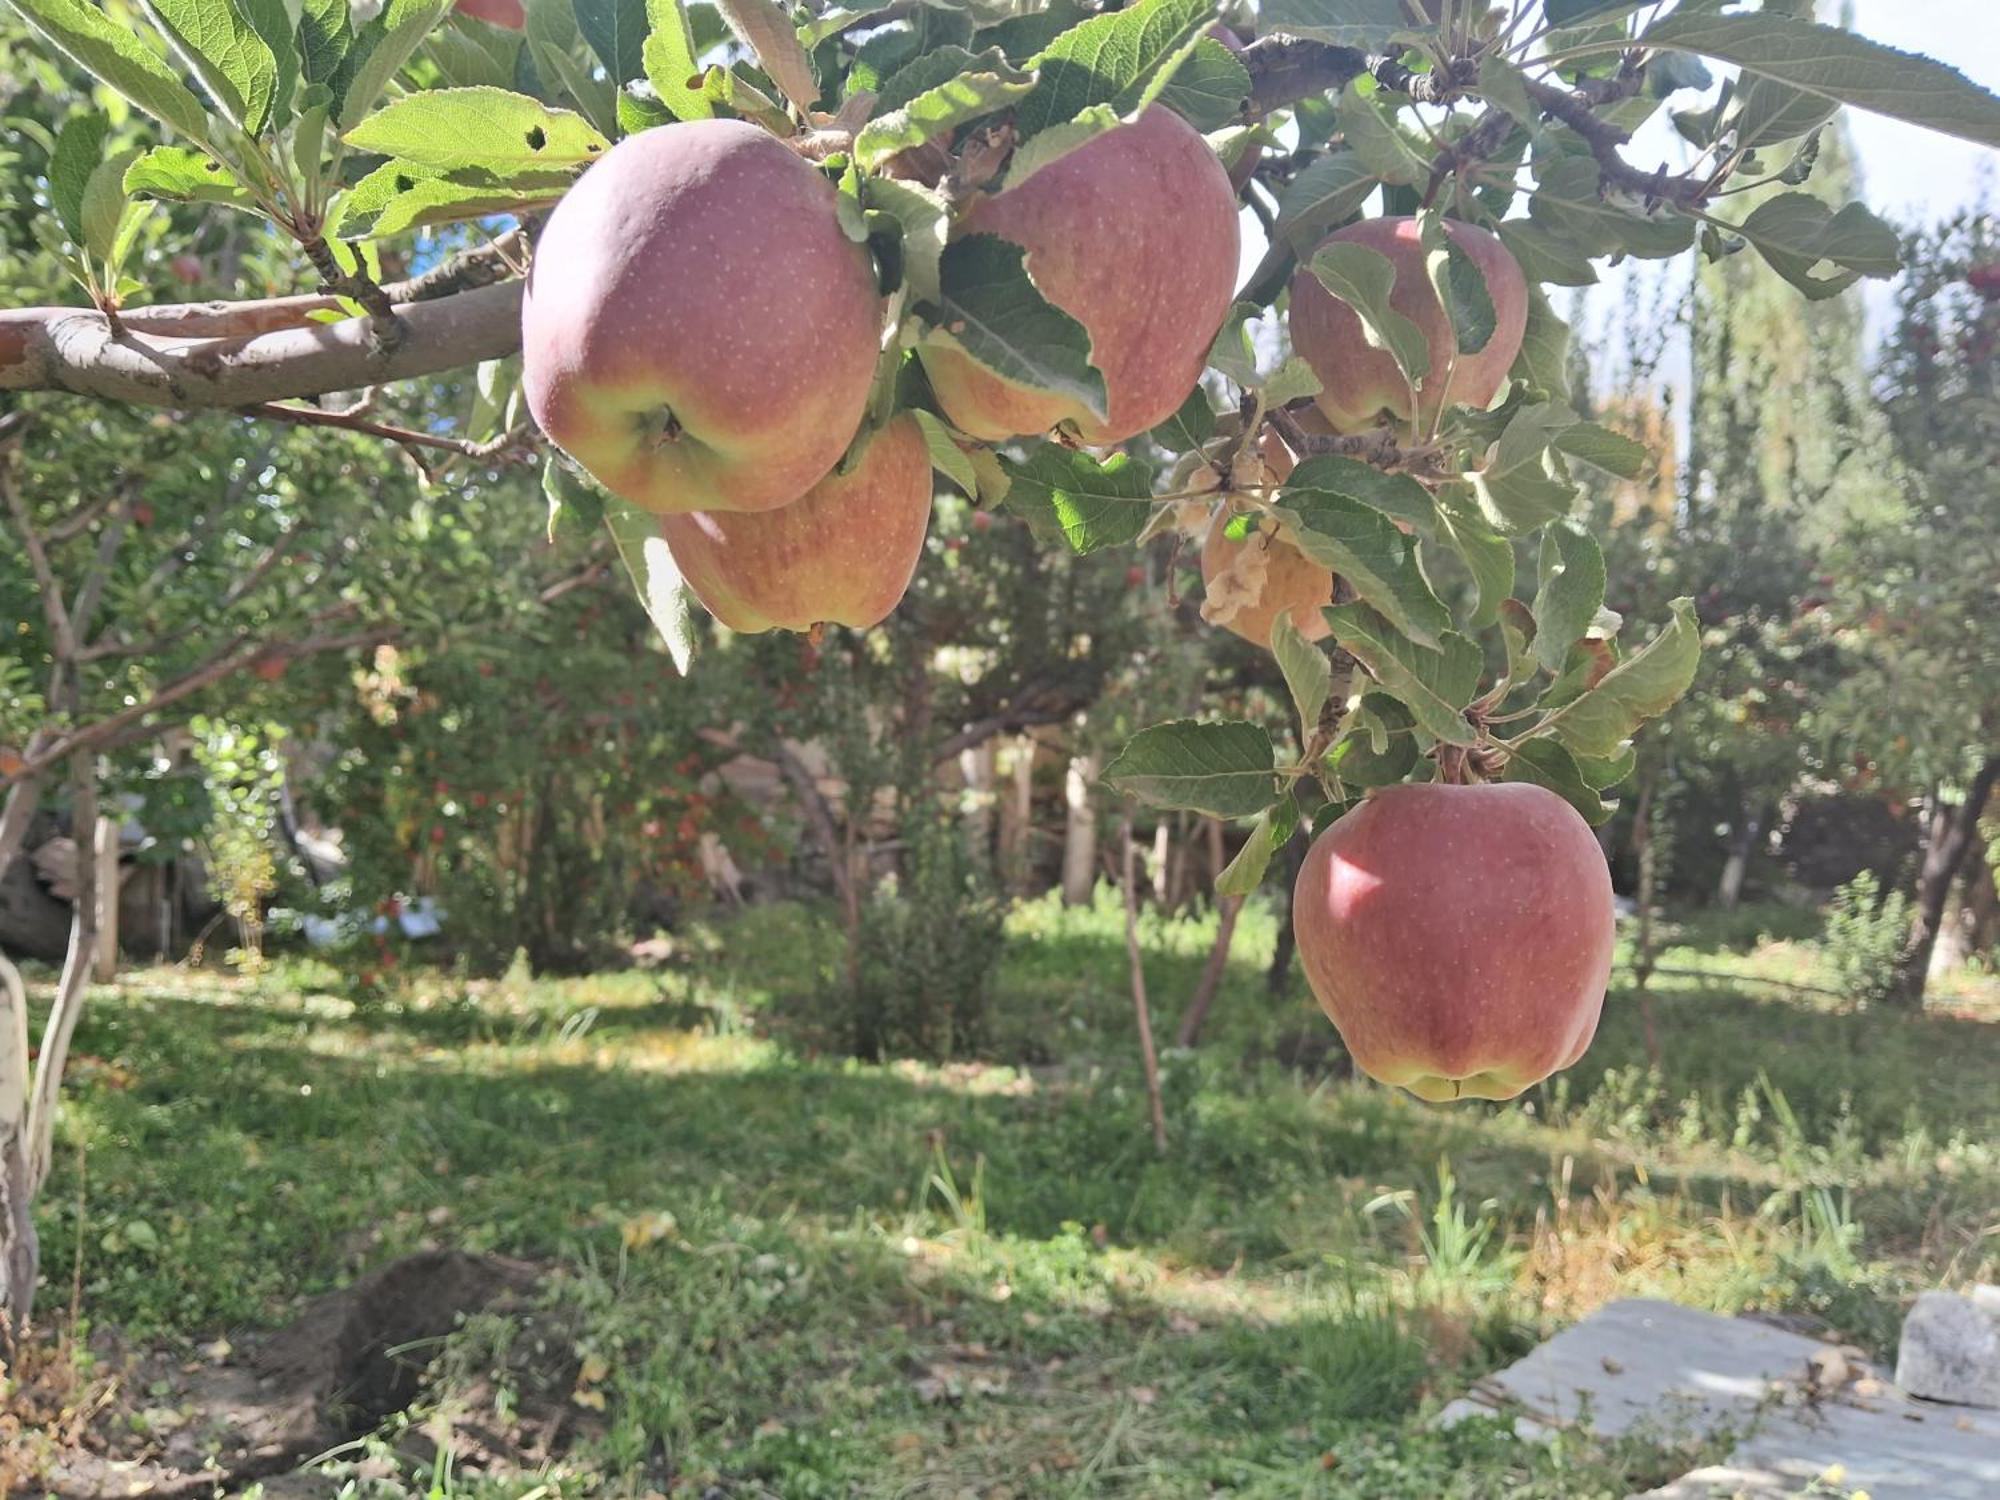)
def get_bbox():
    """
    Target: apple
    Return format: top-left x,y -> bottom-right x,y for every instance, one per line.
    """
522,120 -> 885,515
1200,513 -> 1334,647
1289,216 -> 1528,436
453,0 -> 523,26
658,414 -> 932,634
919,105 -> 1240,445
1293,782 -> 1614,1102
